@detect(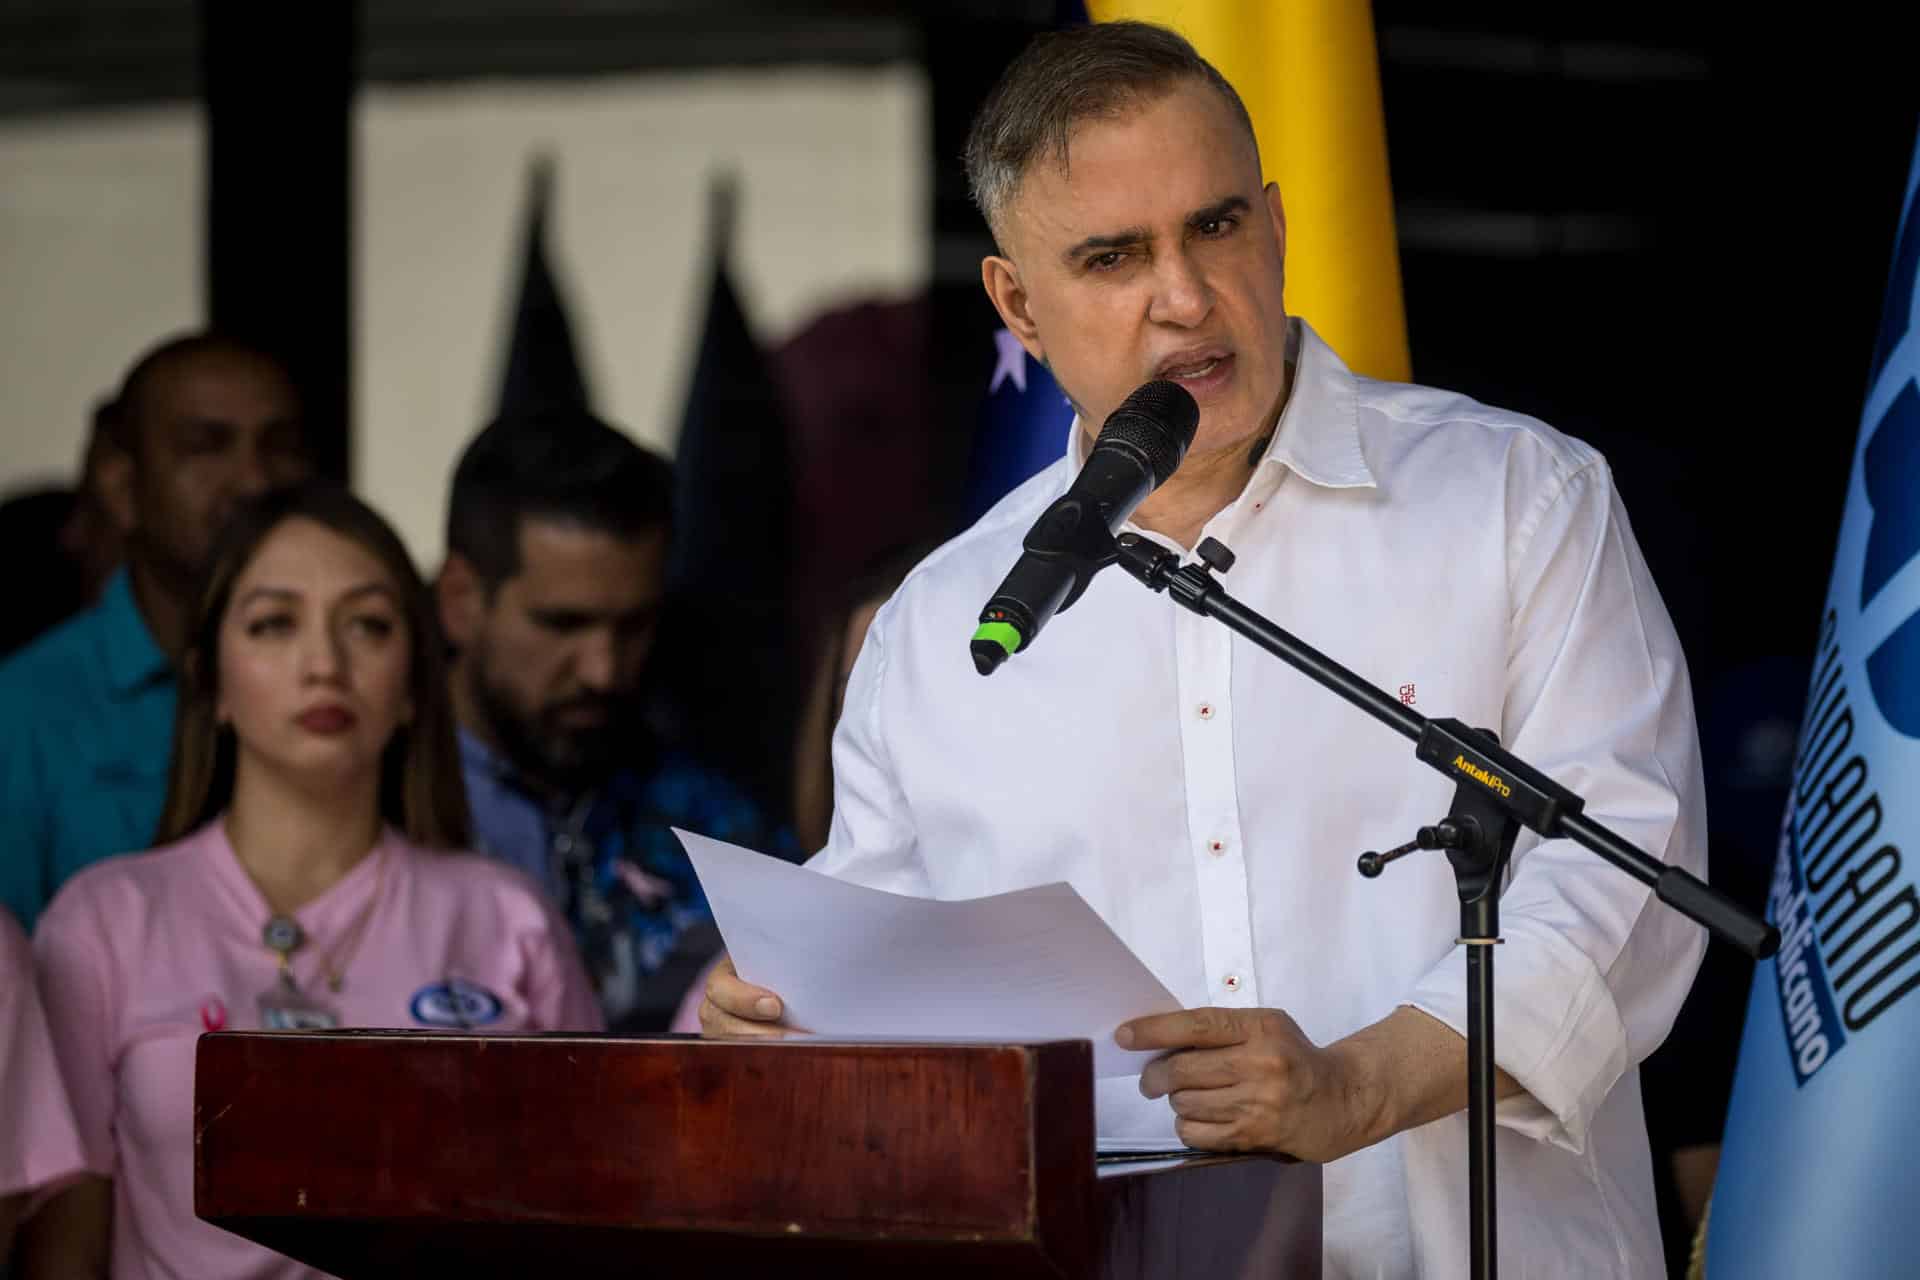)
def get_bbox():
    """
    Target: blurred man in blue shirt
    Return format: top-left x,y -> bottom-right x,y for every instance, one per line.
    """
0,332 -> 308,930
437,410 -> 790,1030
